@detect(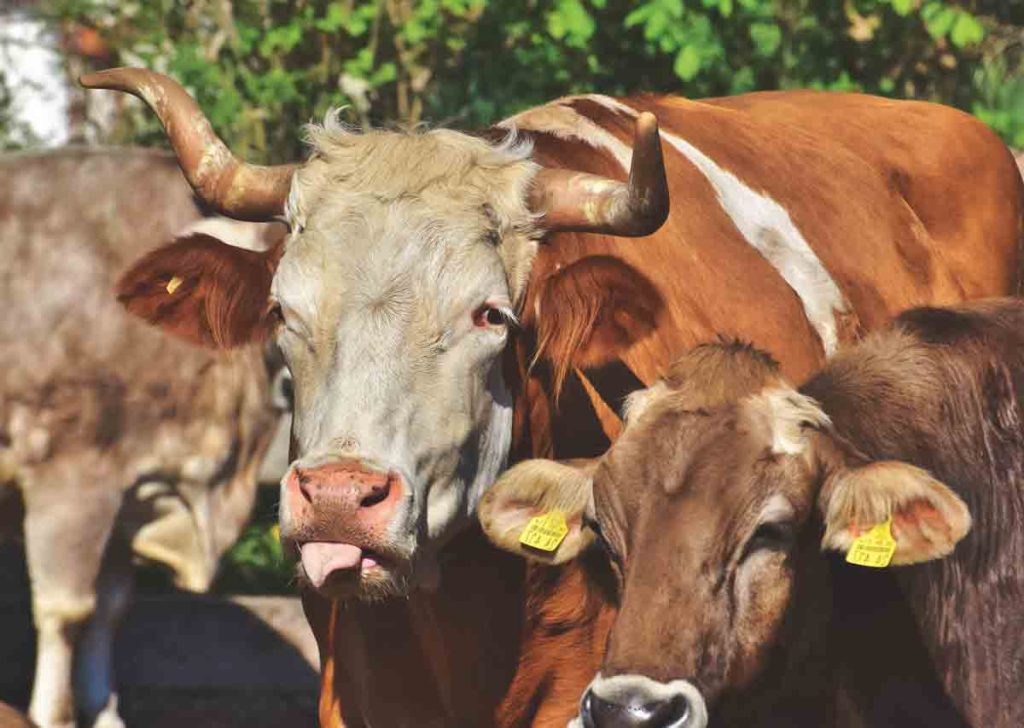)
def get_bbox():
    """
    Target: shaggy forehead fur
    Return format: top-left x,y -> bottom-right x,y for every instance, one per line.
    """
284,119 -> 542,304
622,340 -> 787,426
